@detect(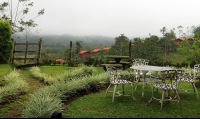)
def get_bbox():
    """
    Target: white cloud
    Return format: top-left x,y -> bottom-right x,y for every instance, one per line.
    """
9,0 -> 200,38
